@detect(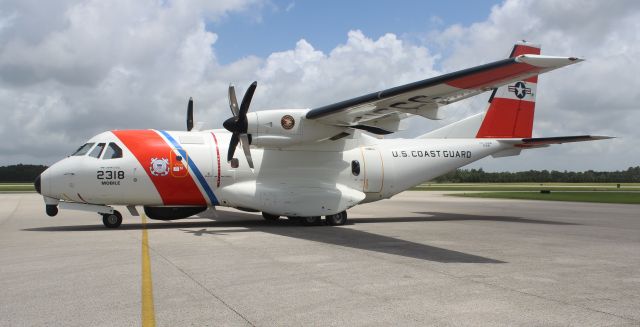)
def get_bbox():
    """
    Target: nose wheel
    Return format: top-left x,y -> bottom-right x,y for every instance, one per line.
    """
102,210 -> 122,228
